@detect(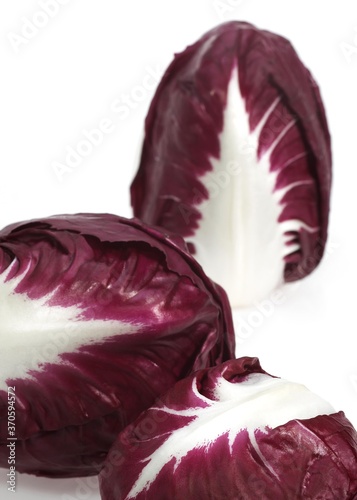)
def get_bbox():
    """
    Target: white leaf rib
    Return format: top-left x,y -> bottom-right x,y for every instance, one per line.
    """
0,267 -> 140,389
125,373 -> 334,498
